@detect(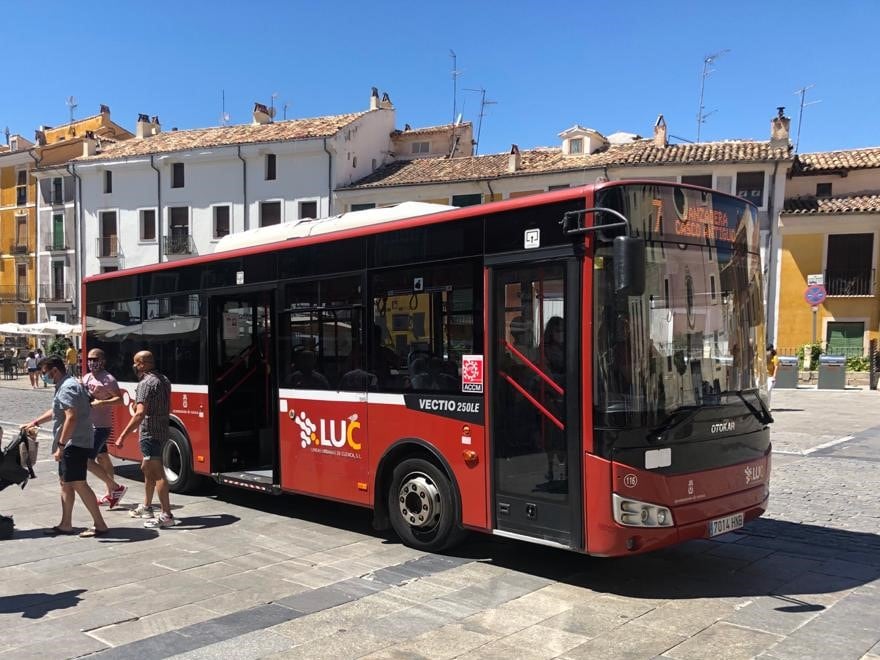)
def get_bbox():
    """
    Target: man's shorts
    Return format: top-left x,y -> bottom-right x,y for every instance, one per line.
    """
139,437 -> 163,461
58,444 -> 90,483
91,427 -> 111,459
